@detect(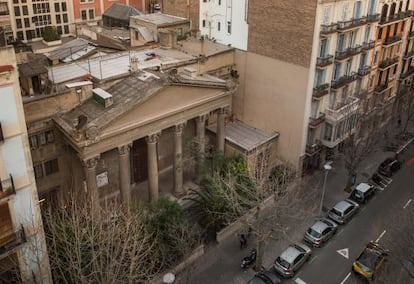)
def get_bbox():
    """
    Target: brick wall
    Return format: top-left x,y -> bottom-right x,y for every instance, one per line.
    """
247,0 -> 317,68
162,0 -> 200,31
